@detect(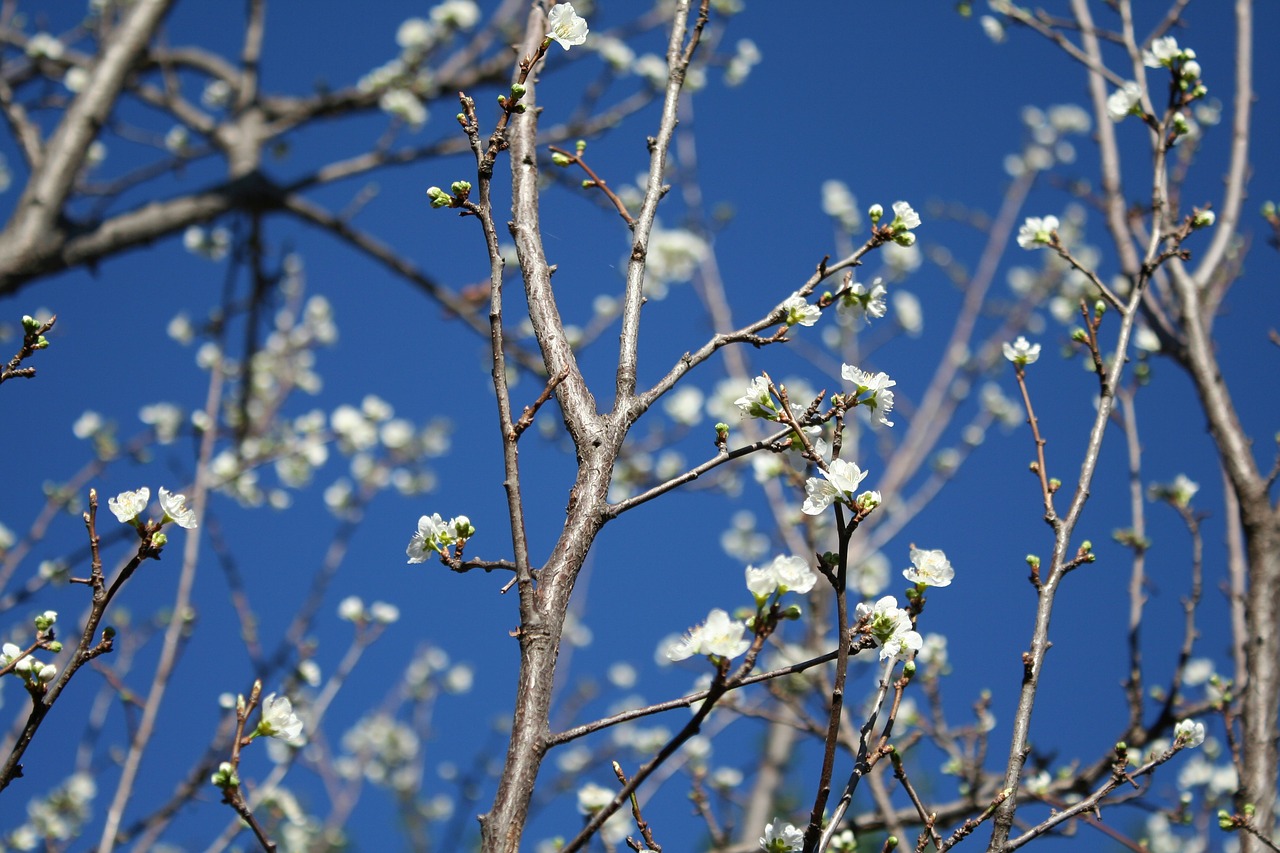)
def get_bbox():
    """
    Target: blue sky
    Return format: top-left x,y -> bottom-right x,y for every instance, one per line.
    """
1,1 -> 1277,850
